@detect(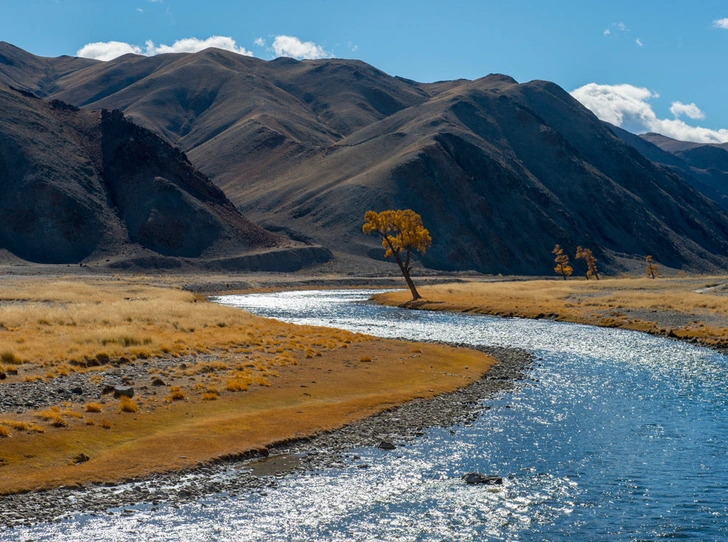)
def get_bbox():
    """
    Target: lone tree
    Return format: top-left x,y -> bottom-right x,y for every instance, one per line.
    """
575,246 -> 600,280
363,209 -> 432,300
645,255 -> 658,279
552,244 -> 573,280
